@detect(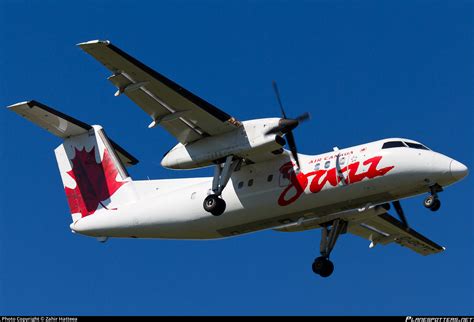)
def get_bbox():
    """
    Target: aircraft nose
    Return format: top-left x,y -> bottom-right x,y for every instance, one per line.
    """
450,159 -> 468,181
